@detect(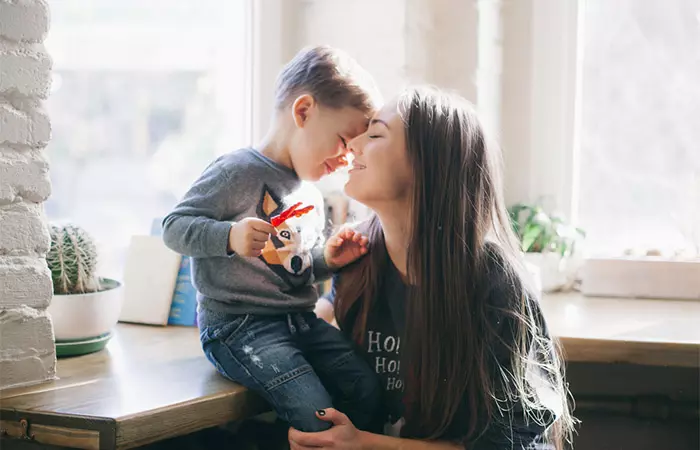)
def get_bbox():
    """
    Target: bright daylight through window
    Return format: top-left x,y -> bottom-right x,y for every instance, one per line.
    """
576,0 -> 700,258
45,0 -> 251,278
